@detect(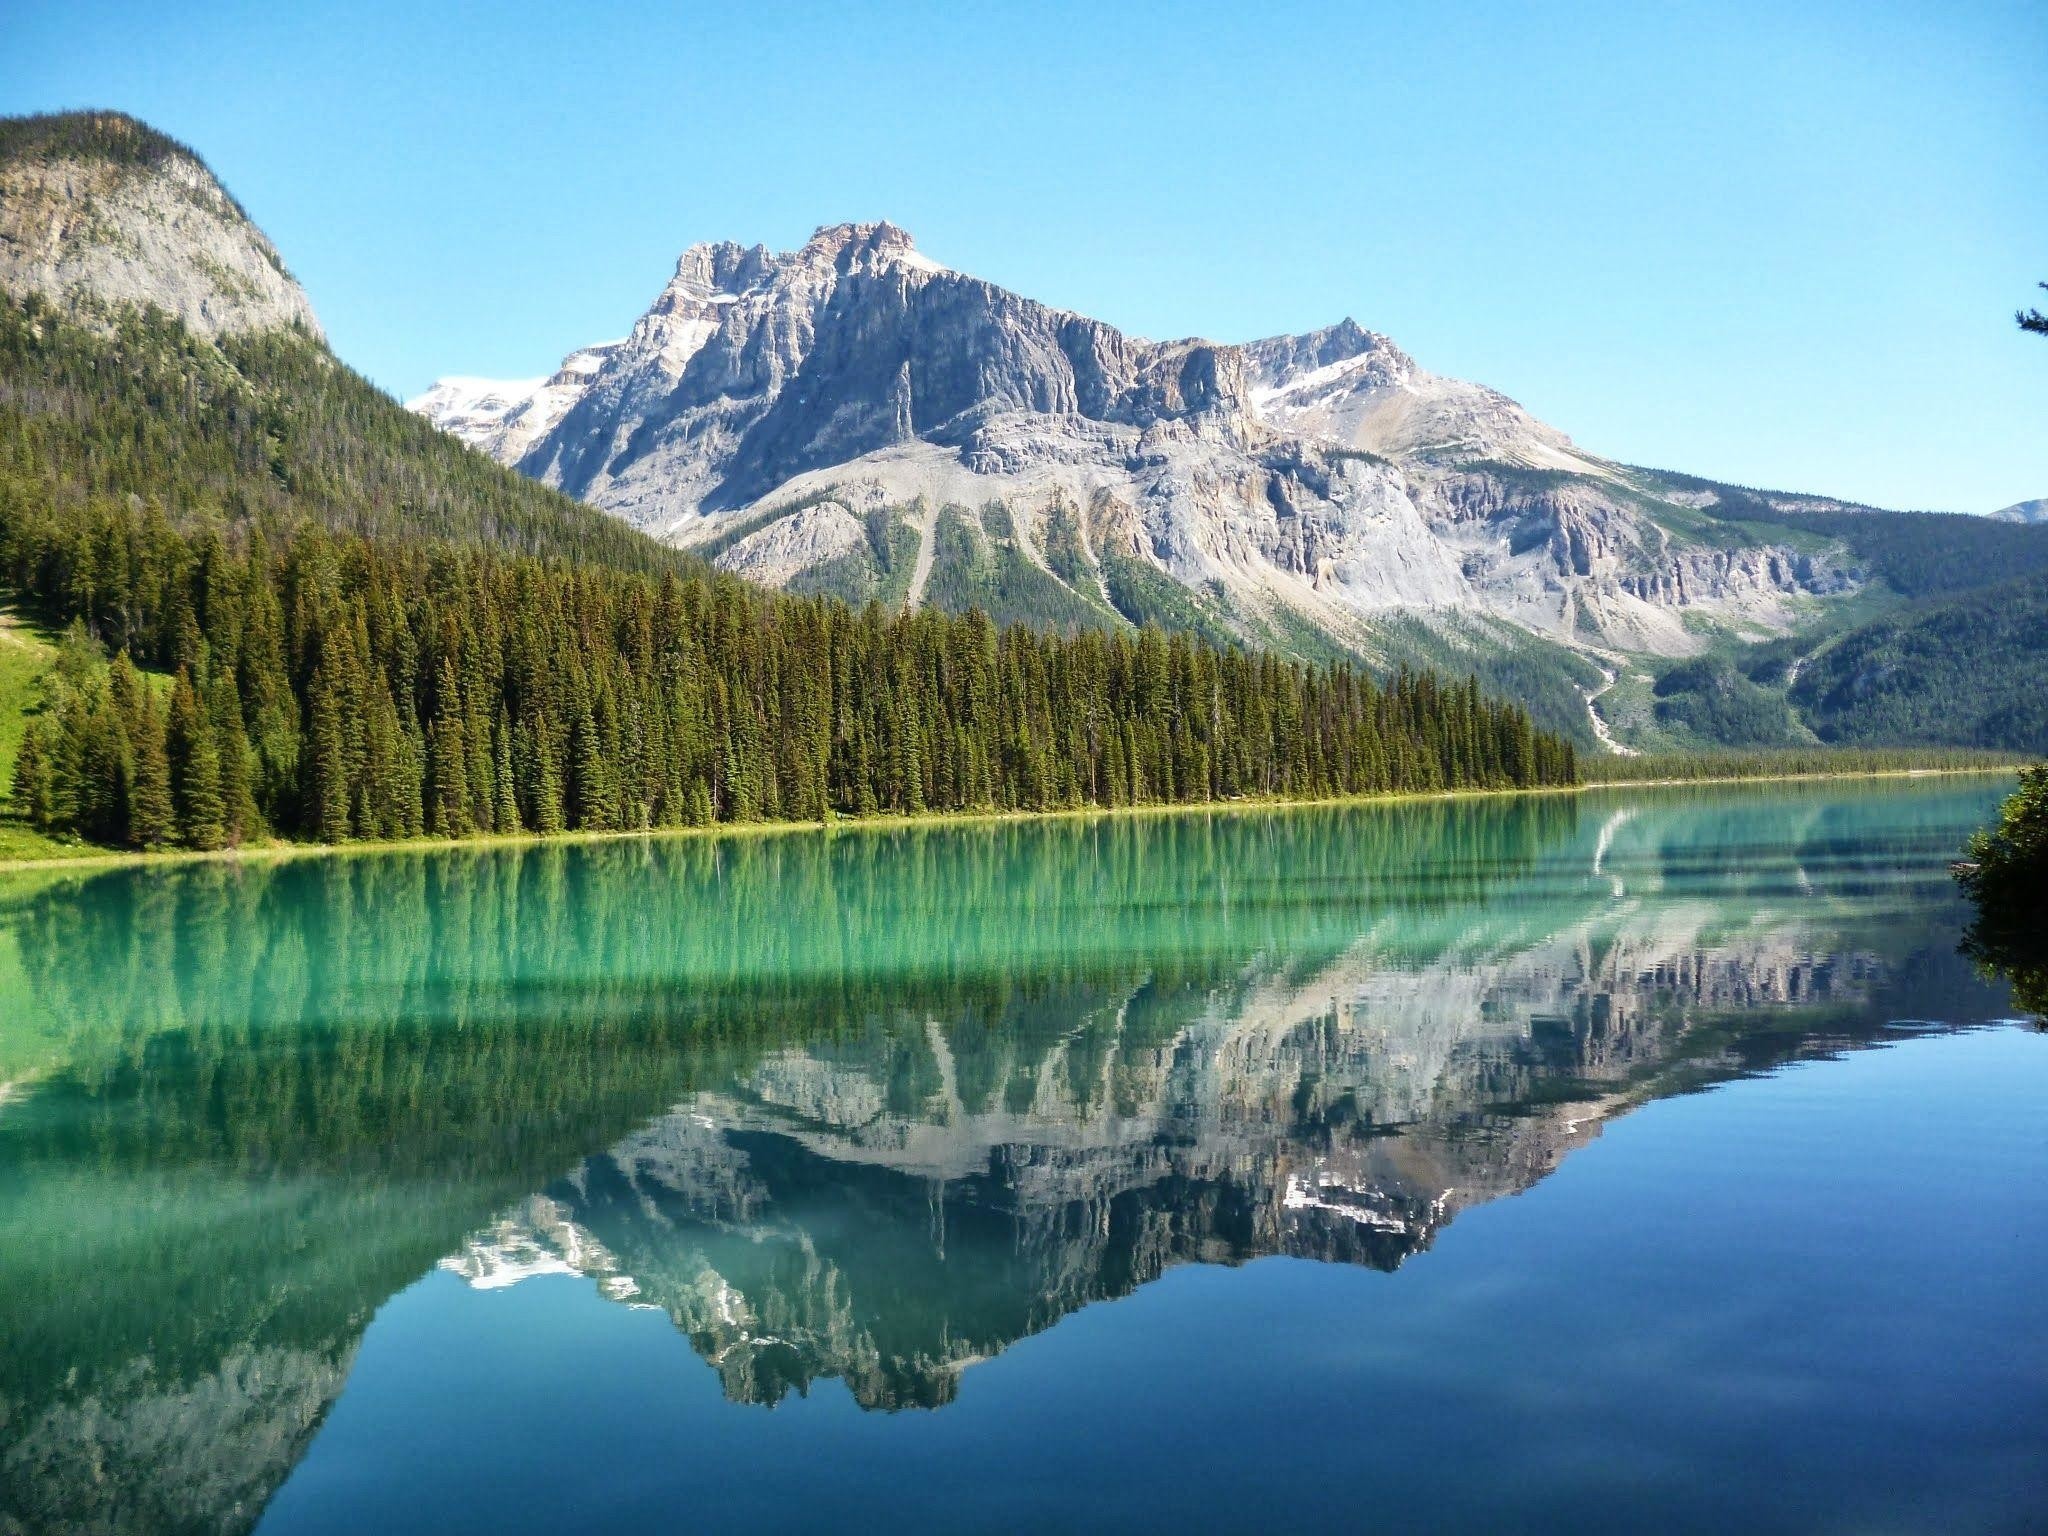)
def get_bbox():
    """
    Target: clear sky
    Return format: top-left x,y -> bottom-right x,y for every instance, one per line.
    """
6,0 -> 2044,512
